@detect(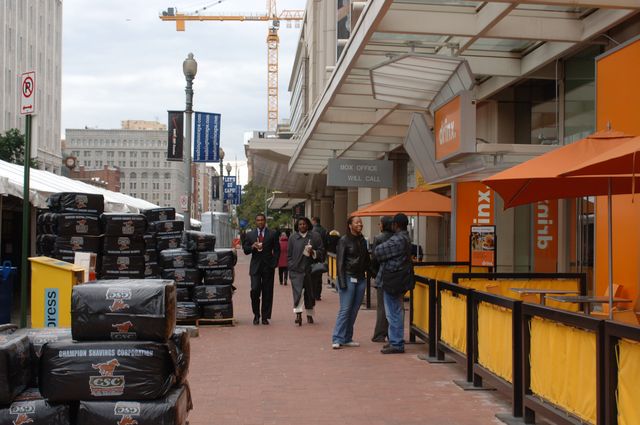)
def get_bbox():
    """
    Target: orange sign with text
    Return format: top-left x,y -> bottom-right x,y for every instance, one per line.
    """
435,96 -> 461,161
456,182 -> 494,261
533,200 -> 558,272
